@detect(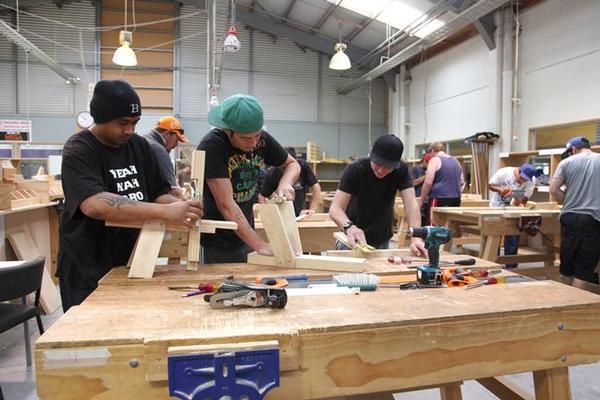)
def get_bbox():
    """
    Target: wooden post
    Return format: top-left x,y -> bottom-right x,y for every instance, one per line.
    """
533,367 -> 572,400
187,150 -> 205,271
